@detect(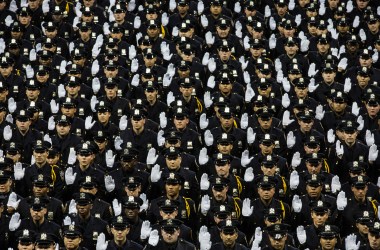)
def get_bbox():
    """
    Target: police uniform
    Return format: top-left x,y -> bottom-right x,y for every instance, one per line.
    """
106,215 -> 144,250
261,223 -> 298,250
58,97 -> 86,138
0,56 -> 25,102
